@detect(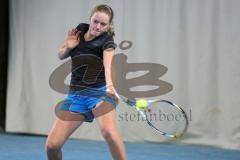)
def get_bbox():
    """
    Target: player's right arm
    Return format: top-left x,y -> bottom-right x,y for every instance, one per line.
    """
58,28 -> 80,60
